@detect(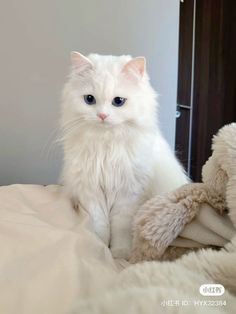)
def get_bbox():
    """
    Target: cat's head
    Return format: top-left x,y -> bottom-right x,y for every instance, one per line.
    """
62,52 -> 158,131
